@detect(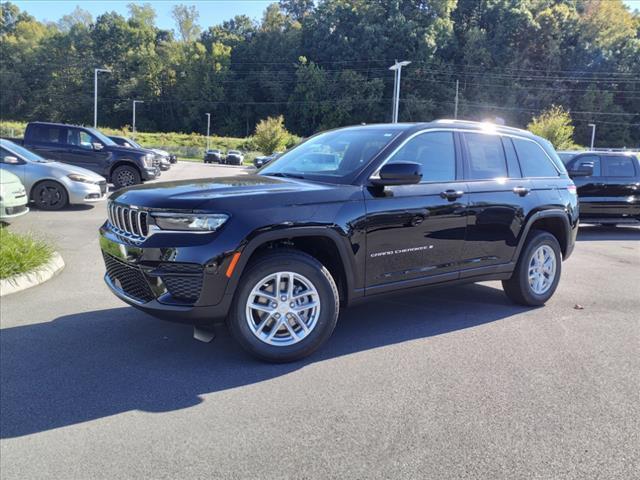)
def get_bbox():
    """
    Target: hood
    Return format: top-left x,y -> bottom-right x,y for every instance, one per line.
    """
152,148 -> 170,157
0,168 -> 23,185
108,174 -> 350,210
43,161 -> 106,182
106,145 -> 148,157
